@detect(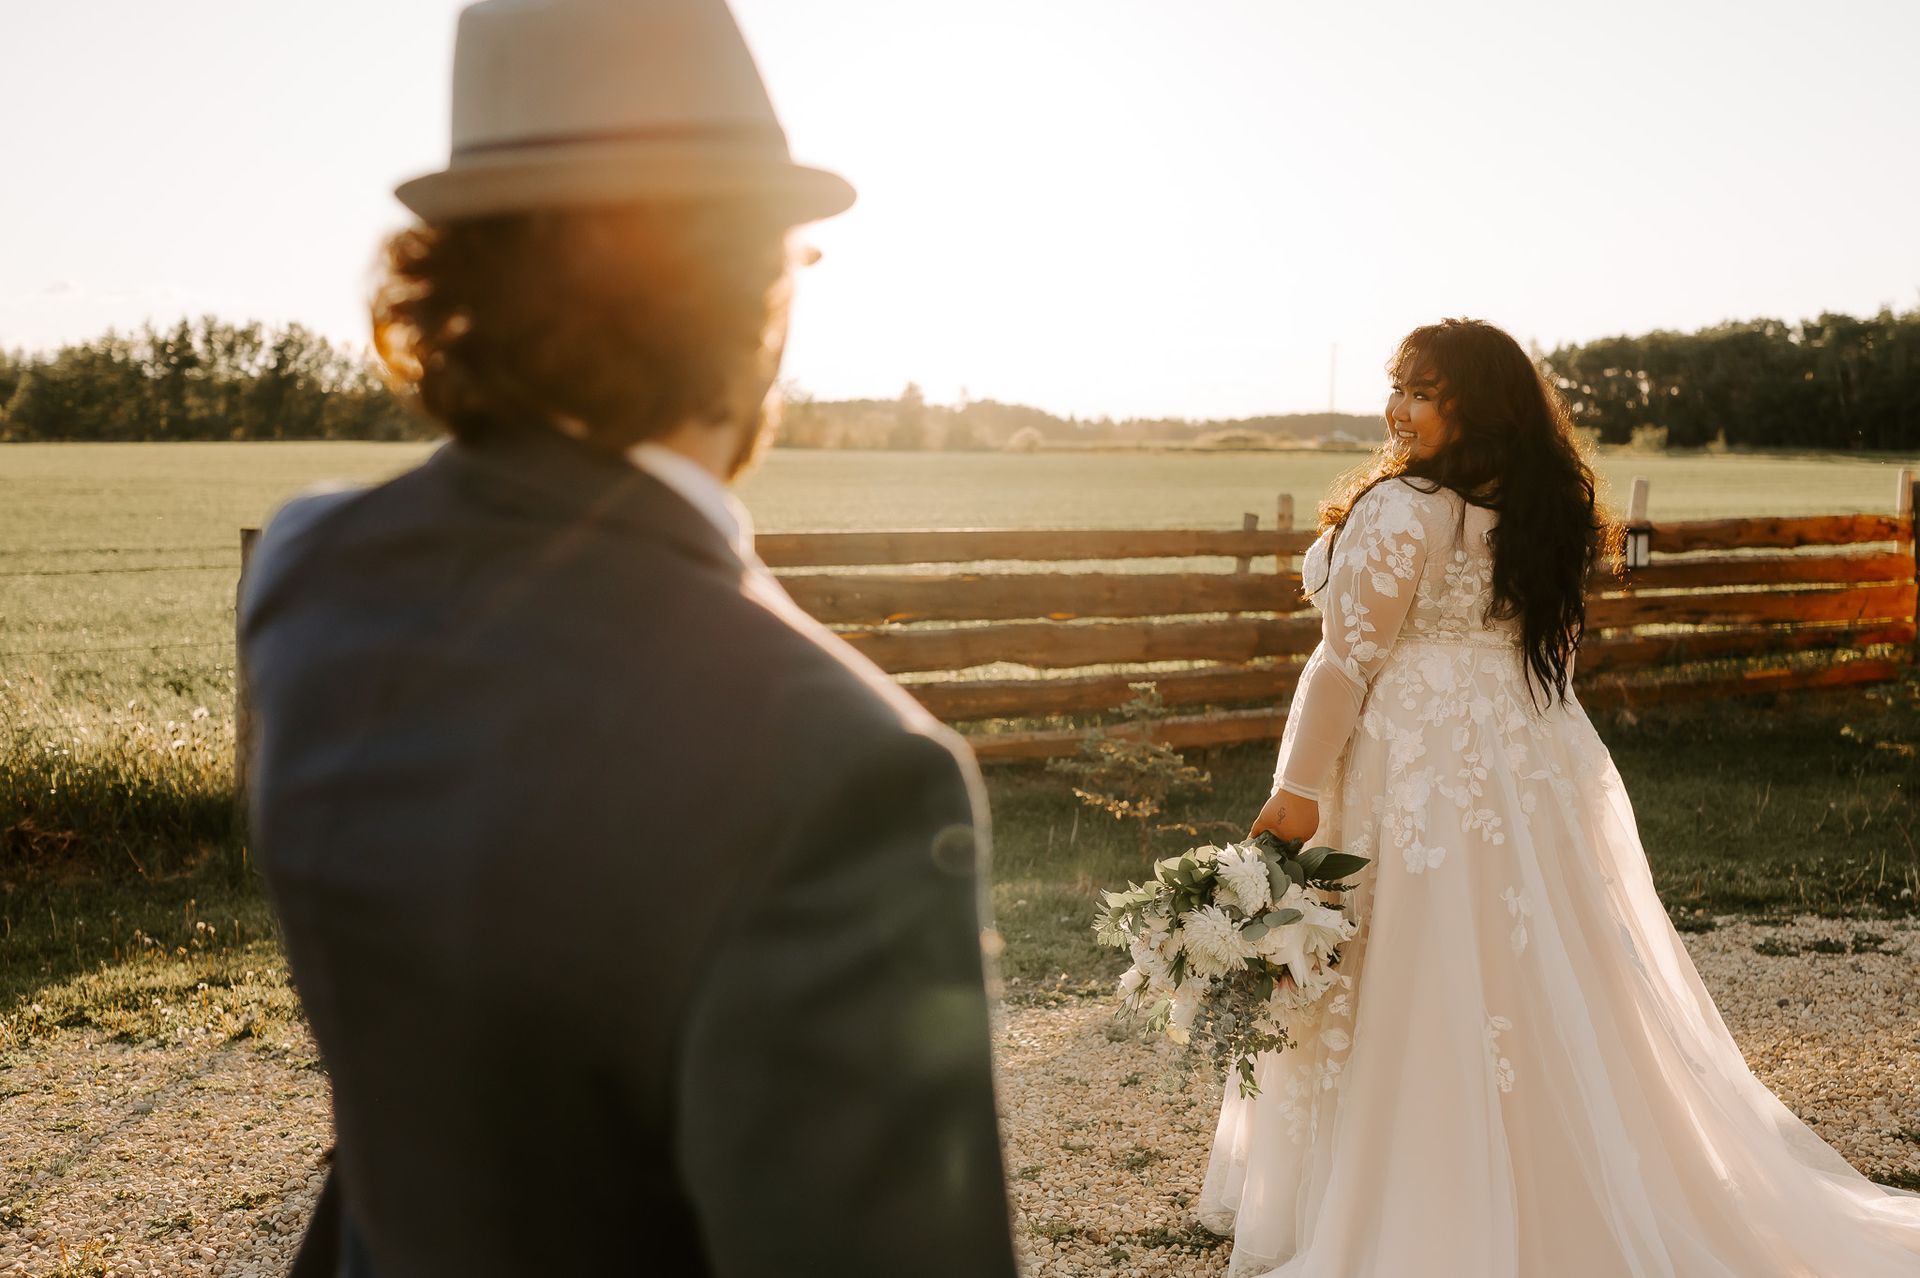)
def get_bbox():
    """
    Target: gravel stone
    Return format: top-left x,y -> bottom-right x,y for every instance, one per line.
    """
1,917 -> 1913,1275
